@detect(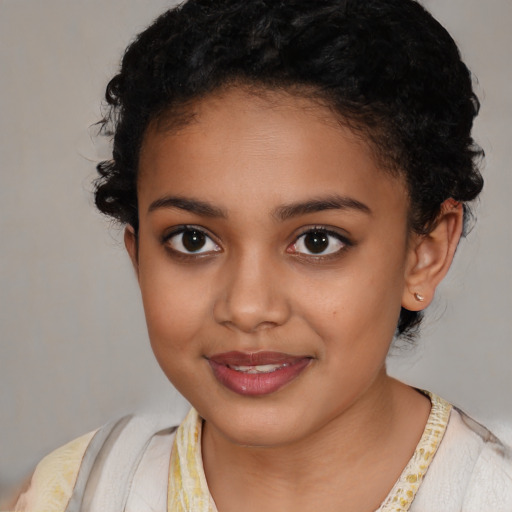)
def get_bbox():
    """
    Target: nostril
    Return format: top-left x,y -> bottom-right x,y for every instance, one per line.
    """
219,318 -> 280,334
213,296 -> 290,333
